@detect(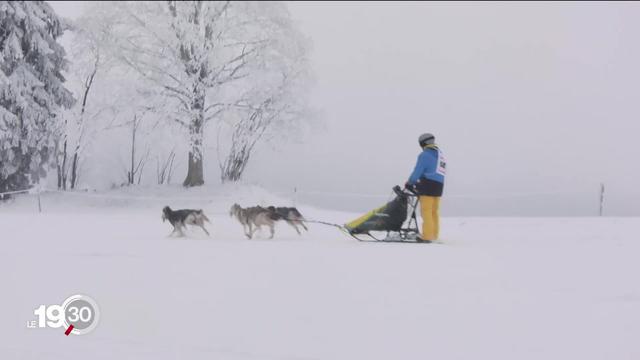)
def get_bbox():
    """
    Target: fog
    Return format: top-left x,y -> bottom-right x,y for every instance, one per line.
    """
50,1 -> 640,216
